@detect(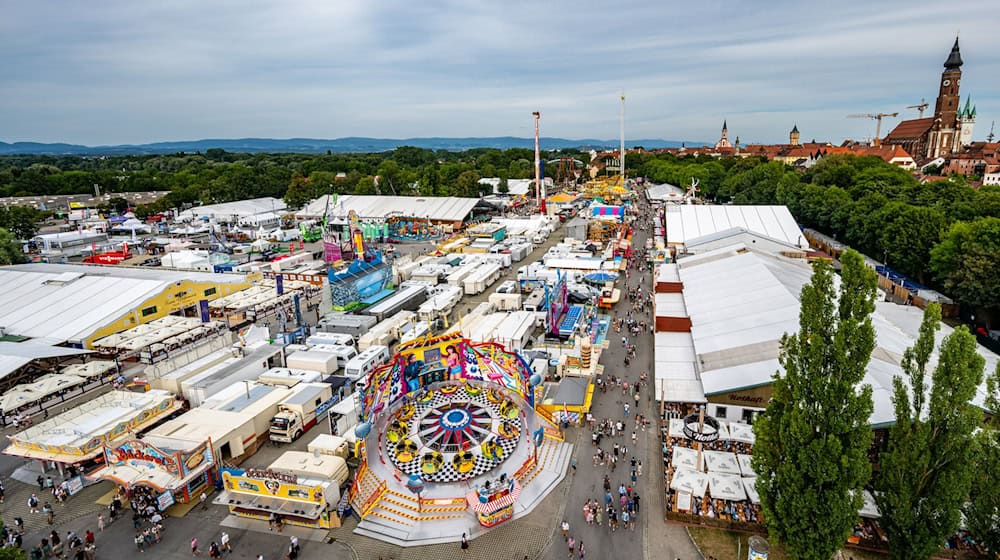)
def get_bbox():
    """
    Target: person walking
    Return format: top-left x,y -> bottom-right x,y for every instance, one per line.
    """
566,537 -> 576,559
460,532 -> 469,553
97,513 -> 105,532
220,532 -> 231,553
44,501 -> 55,525
28,493 -> 40,513
200,492 -> 208,510
560,519 -> 569,539
191,537 -> 201,556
